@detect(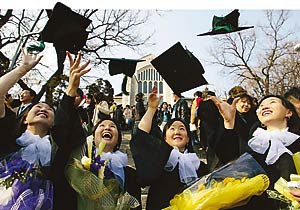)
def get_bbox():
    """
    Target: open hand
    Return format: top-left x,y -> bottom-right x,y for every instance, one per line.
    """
208,96 -> 239,129
66,51 -> 91,97
148,86 -> 162,110
20,48 -> 43,72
